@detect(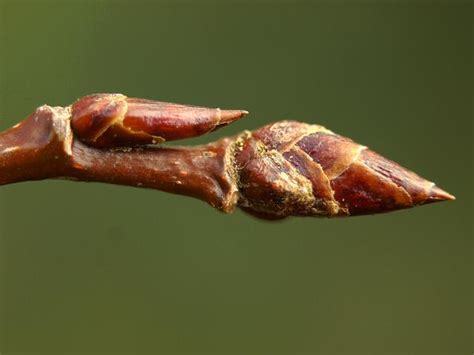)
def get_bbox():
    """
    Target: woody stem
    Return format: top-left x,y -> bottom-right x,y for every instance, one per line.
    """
68,139 -> 239,212
0,106 -> 239,212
